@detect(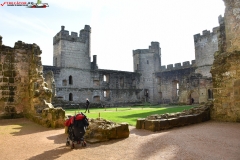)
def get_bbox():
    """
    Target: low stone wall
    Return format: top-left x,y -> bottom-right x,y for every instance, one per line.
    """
136,105 -> 211,132
27,107 -> 65,128
84,118 -> 129,143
